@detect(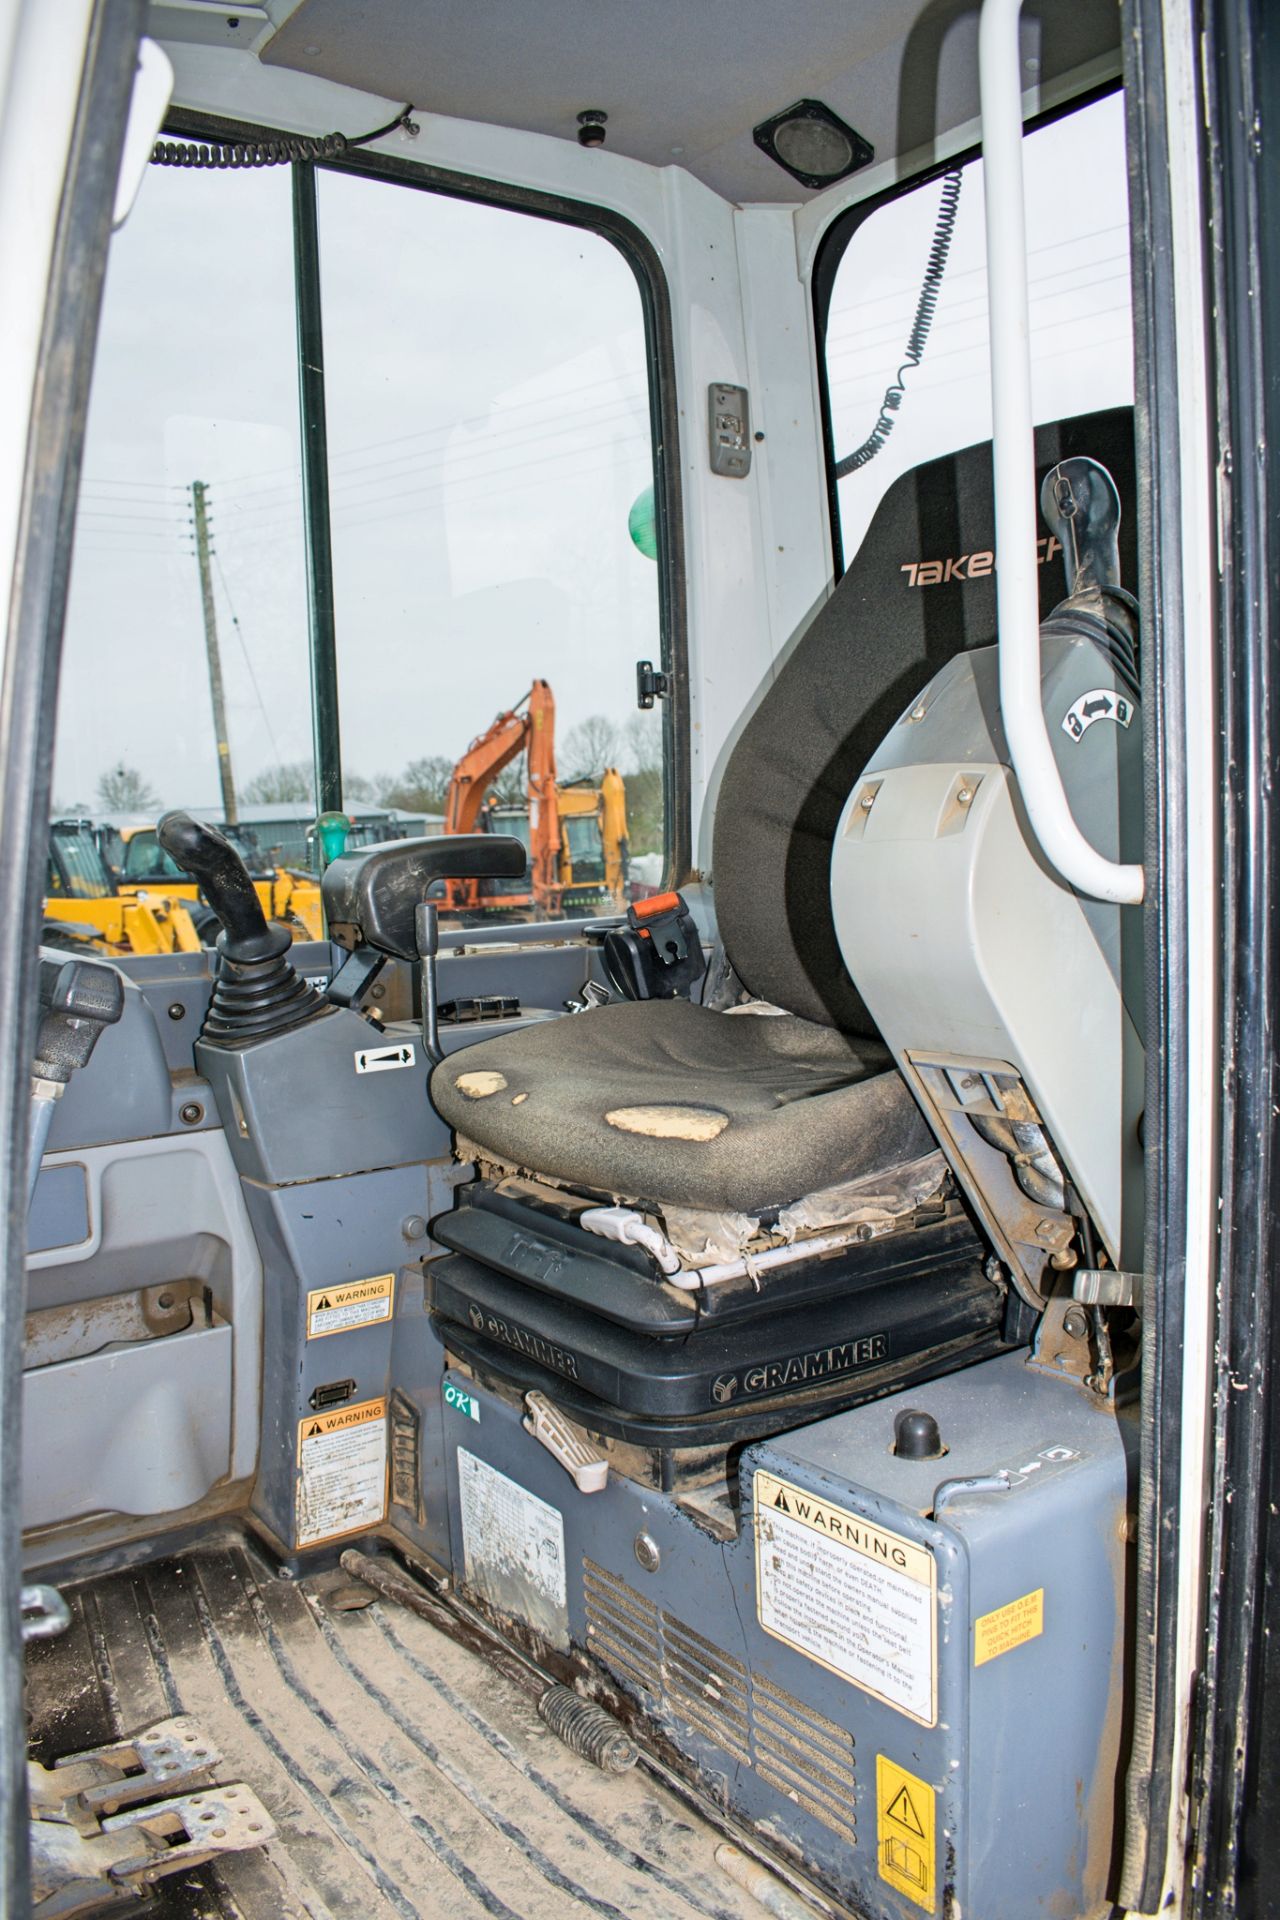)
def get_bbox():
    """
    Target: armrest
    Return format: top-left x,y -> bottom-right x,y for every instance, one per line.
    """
321,834 -> 526,959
